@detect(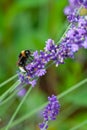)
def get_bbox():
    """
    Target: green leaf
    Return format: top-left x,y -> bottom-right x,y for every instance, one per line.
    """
64,84 -> 87,106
